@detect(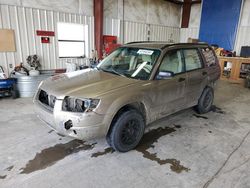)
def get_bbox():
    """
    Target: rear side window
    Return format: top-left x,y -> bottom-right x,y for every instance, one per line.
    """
201,47 -> 217,67
183,49 -> 202,71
